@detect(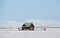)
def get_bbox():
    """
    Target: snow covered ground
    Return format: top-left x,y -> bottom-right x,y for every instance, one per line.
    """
0,31 -> 60,38
0,19 -> 60,38
0,28 -> 60,38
